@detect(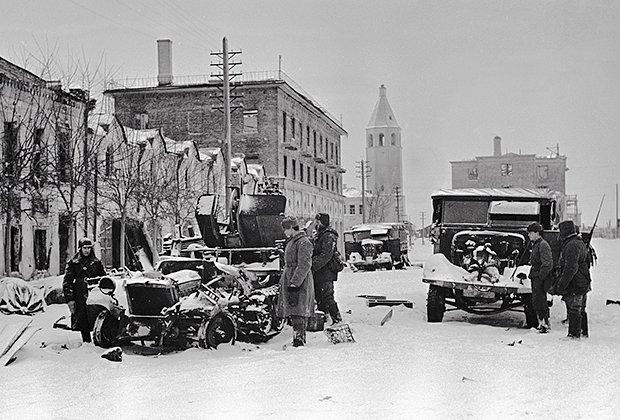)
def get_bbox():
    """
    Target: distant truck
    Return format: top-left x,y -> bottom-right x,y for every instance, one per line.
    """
344,223 -> 411,271
422,188 -> 566,327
